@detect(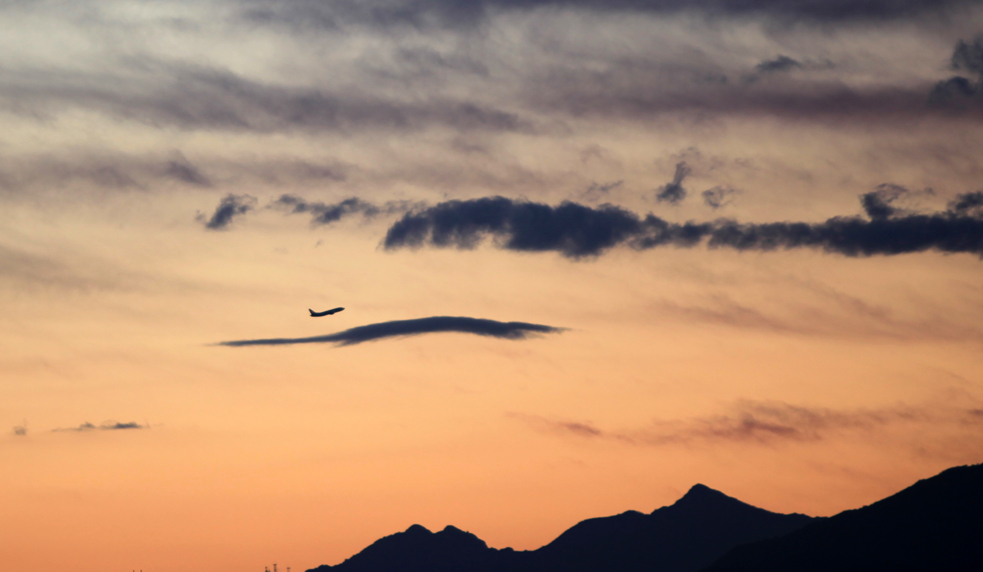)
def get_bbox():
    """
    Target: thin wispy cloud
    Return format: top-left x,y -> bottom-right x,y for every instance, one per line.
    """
652,292 -> 983,342
512,399 -> 983,448
53,421 -> 147,433
270,195 -> 420,227
164,154 -> 212,187
0,63 -> 534,136
583,180 -> 624,202
0,152 -> 350,194
701,186 -> 739,210
383,190 -> 983,259
519,35 -> 983,125
755,55 -> 803,74
218,316 -> 566,347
